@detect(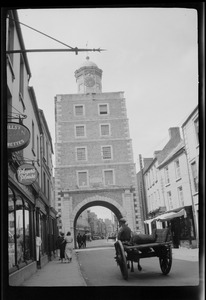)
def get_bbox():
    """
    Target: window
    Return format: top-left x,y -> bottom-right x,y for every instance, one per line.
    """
8,16 -> 14,64
37,136 -> 40,163
19,55 -> 24,100
32,121 -> 35,152
74,105 -> 84,116
77,171 -> 88,187
101,146 -> 112,160
167,191 -> 173,209
100,124 -> 110,136
194,118 -> 199,144
177,186 -> 184,207
75,125 -> 86,137
174,159 -> 181,179
99,104 -> 109,115
191,161 -> 198,192
8,188 -> 33,270
103,170 -> 114,185
164,166 -> 170,185
76,147 -> 87,161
